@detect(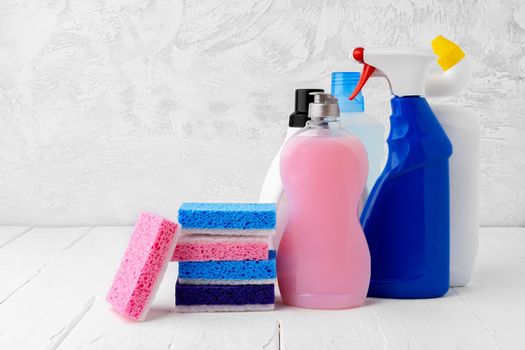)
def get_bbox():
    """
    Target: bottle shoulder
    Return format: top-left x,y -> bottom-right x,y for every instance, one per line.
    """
430,104 -> 480,131
386,97 -> 452,164
283,126 -> 367,156
294,126 -> 349,138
